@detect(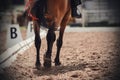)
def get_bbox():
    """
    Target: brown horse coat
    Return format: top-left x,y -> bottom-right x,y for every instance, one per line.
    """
45,0 -> 71,30
33,0 -> 71,68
